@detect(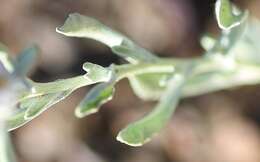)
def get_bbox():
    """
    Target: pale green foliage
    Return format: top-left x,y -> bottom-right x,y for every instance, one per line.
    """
1,0 -> 260,151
